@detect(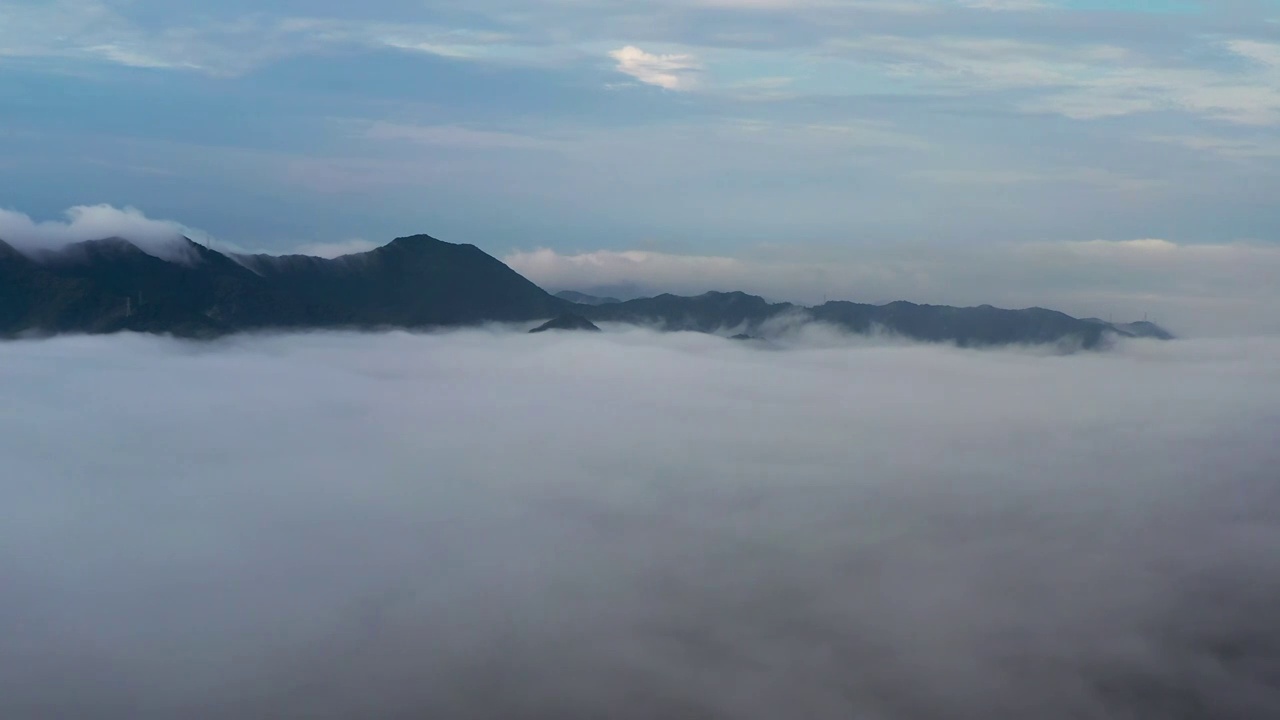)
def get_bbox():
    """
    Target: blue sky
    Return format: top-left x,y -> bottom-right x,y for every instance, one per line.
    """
2,0 -> 1279,332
